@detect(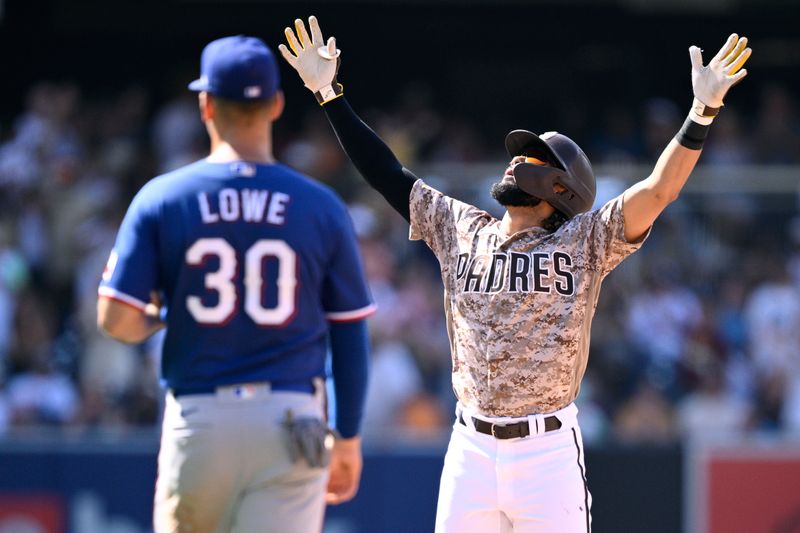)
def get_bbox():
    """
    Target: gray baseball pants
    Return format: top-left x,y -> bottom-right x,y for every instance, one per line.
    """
153,385 -> 327,533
